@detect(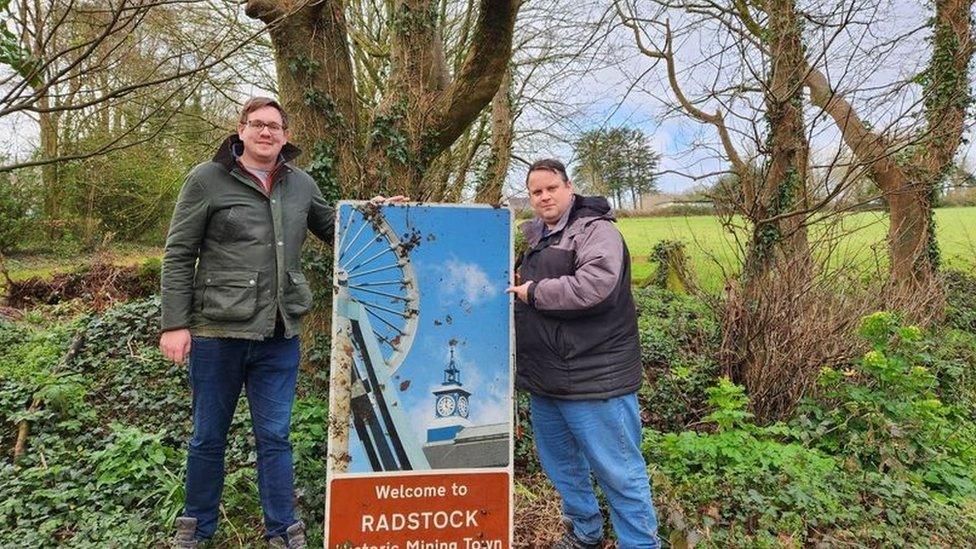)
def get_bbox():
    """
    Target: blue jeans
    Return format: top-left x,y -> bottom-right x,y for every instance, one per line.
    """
184,335 -> 300,540
530,393 -> 659,548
